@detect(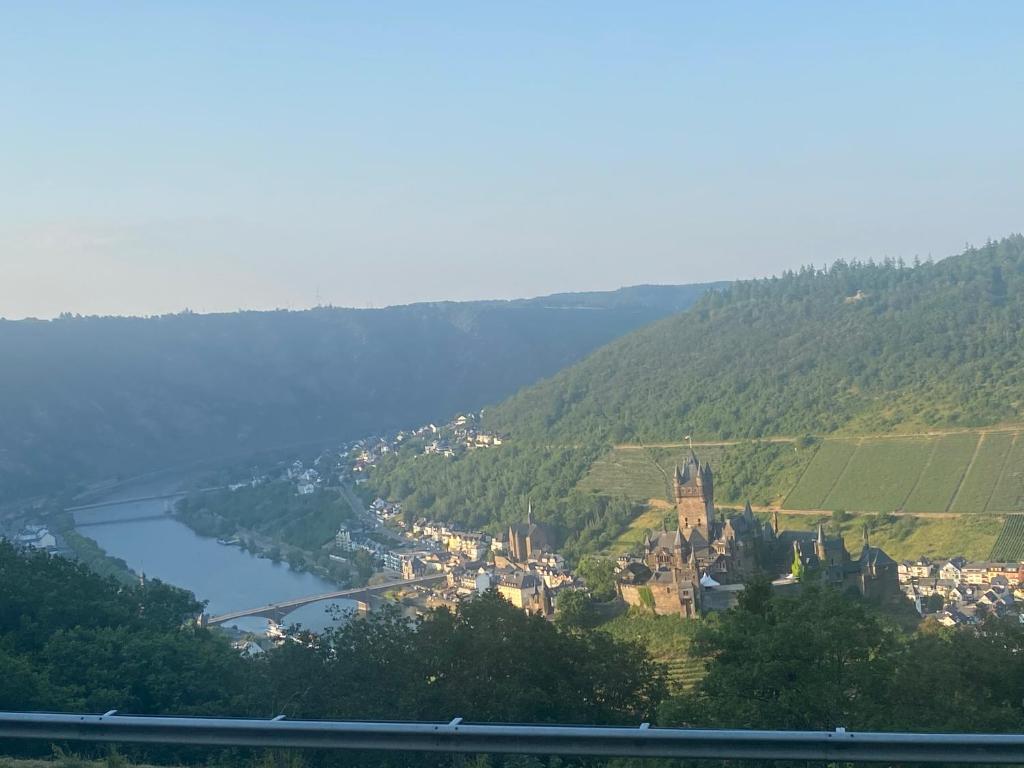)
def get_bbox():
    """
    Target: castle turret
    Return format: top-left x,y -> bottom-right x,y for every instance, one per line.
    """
674,450 -> 714,538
